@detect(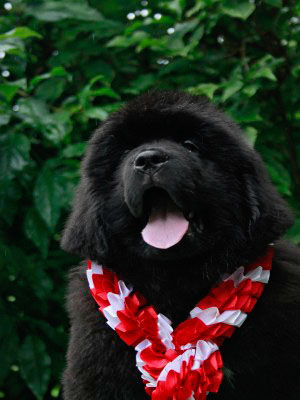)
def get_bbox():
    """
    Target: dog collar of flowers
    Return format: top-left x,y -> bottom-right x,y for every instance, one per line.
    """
86,246 -> 273,400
